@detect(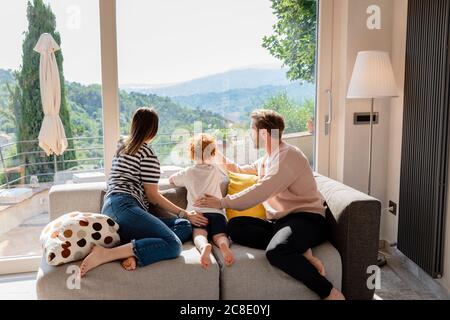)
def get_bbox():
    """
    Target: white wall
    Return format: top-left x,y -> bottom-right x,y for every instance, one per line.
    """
343,0 -> 393,212
328,0 -> 450,293
384,0 -> 408,245
329,0 -> 408,242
